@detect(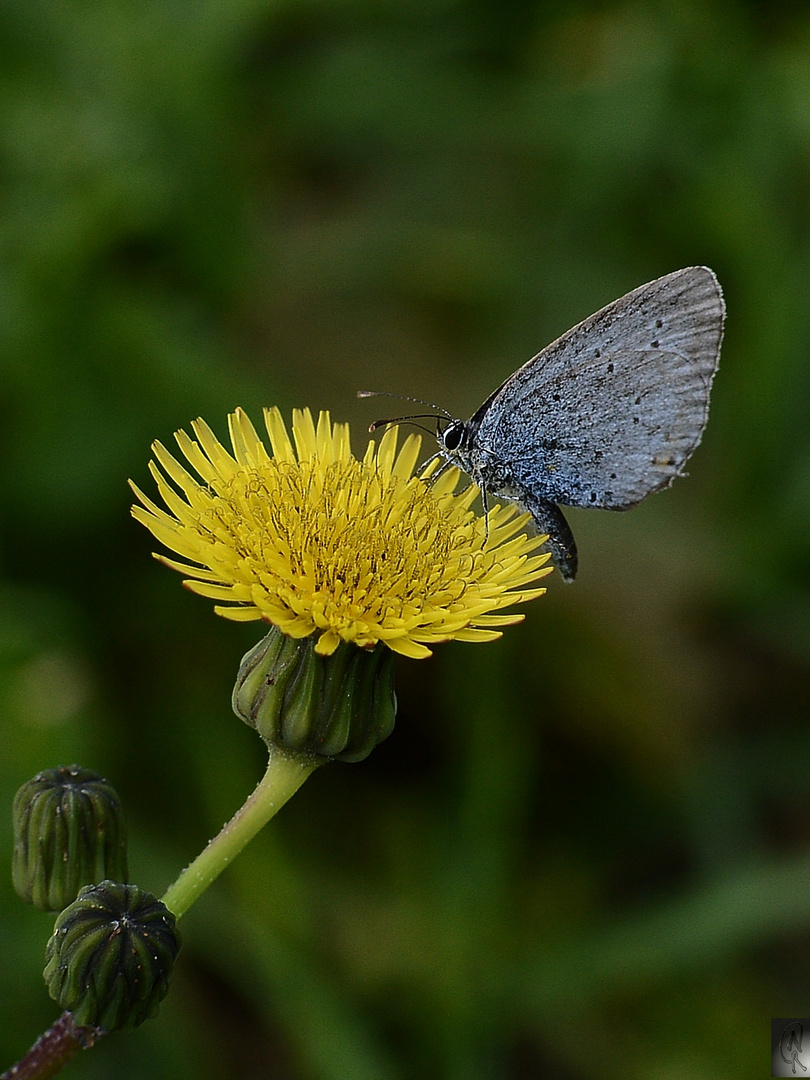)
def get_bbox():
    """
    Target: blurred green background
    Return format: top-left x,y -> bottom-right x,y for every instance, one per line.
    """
2,0 -> 810,1076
